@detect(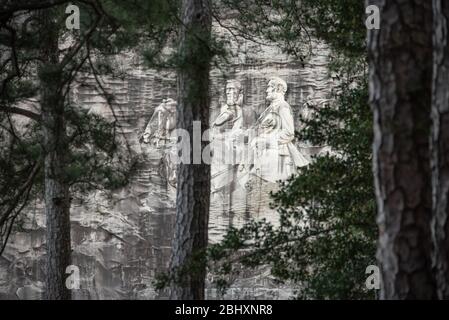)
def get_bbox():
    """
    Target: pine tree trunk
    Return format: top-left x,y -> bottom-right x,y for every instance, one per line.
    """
169,0 -> 212,300
39,11 -> 72,300
367,0 -> 435,299
431,0 -> 449,300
